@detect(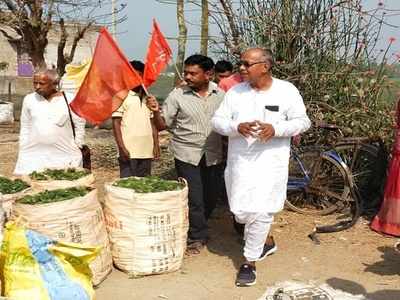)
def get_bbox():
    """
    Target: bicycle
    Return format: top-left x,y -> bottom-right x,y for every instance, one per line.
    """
286,144 -> 356,212
333,137 -> 388,217
285,123 -> 387,233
